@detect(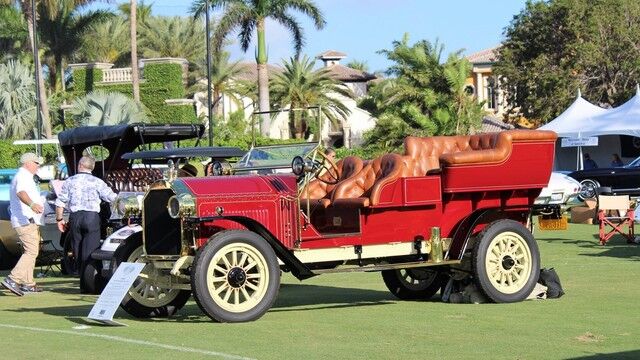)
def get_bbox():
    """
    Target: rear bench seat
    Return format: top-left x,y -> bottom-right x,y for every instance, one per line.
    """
105,168 -> 163,192
327,130 -> 556,208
